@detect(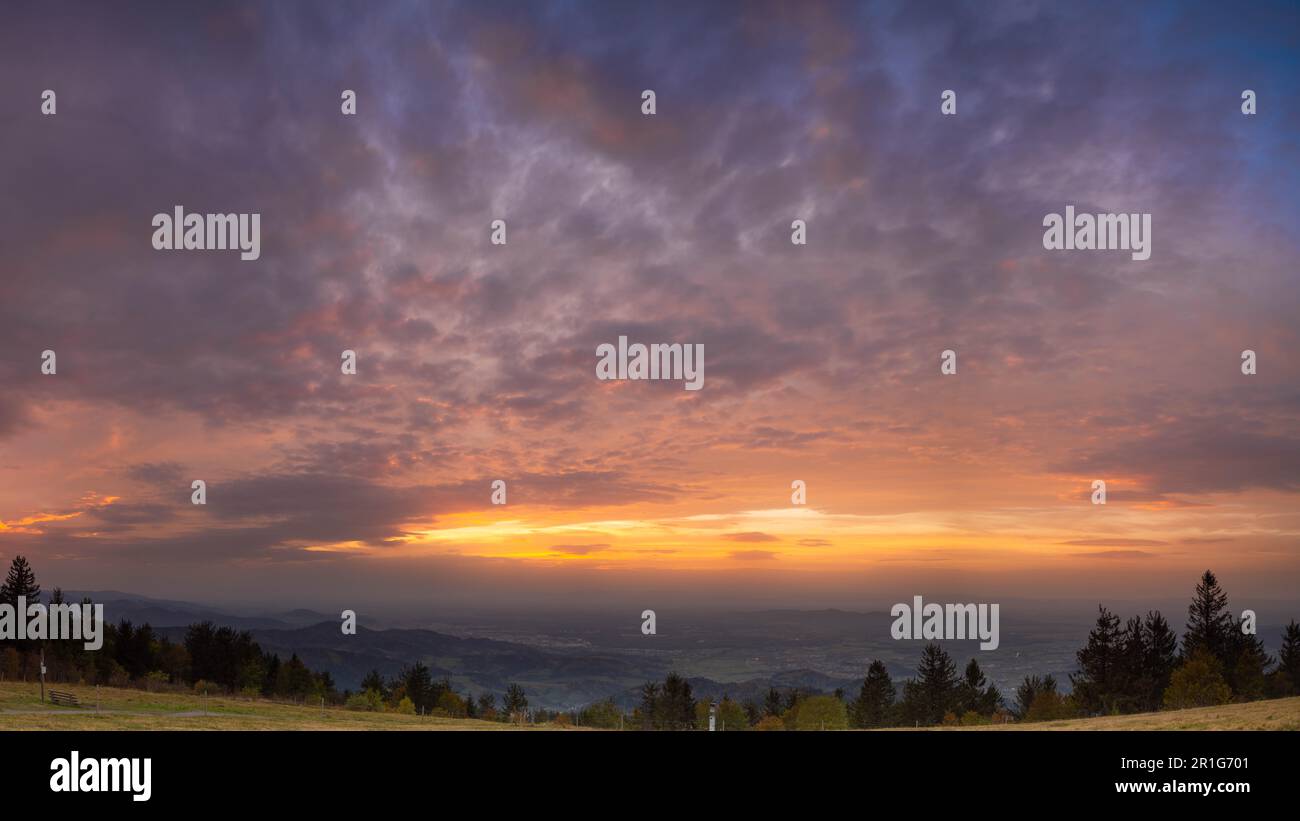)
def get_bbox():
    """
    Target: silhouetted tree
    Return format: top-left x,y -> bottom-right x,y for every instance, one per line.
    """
1141,611 -> 1179,711
1278,621 -> 1300,695
763,687 -> 783,717
901,643 -> 960,725
1183,570 -> 1232,667
0,555 -> 40,606
959,658 -> 1002,716
503,683 -> 529,722
1072,606 -> 1123,715
849,660 -> 895,728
